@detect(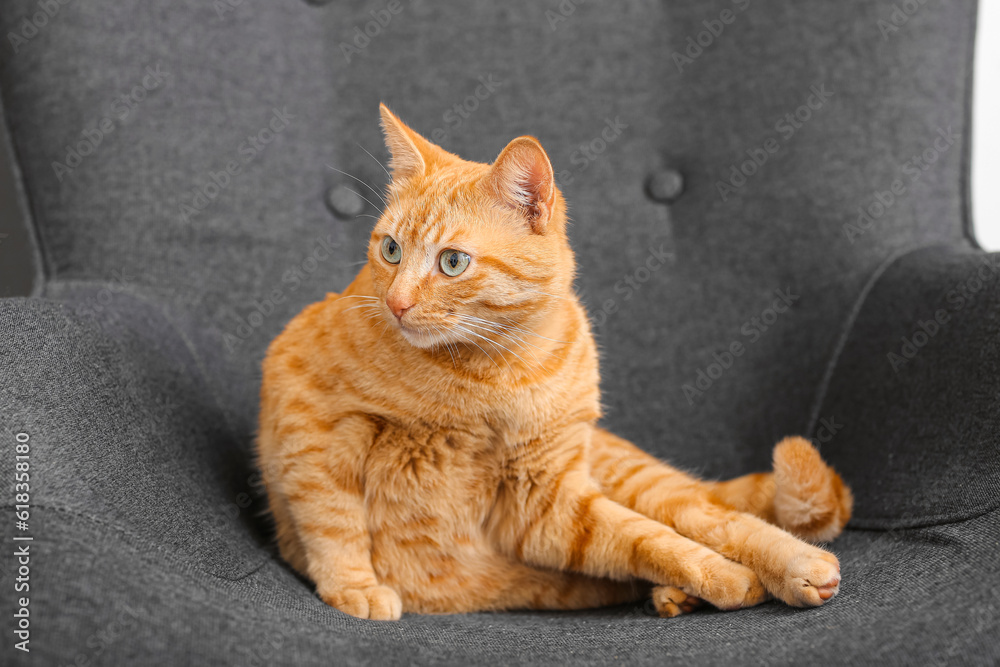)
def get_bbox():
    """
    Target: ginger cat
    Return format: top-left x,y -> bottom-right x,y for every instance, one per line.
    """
256,105 -> 853,621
